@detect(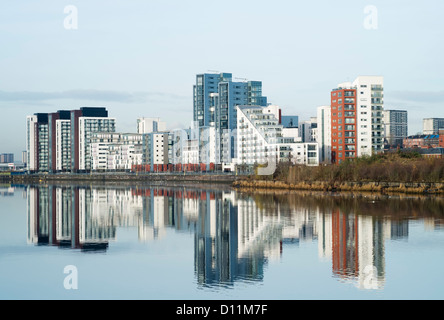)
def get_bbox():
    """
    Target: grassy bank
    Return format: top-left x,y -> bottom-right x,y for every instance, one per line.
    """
234,151 -> 444,195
